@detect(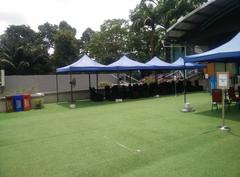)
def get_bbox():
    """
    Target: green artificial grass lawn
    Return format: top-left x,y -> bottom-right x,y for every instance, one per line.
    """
0,92 -> 240,177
